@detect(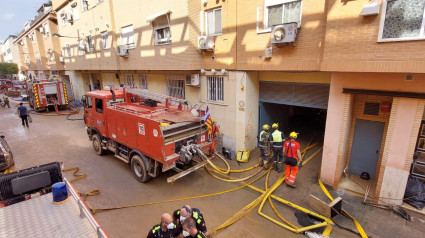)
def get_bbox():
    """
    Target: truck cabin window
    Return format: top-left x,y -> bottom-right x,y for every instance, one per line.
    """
95,98 -> 103,113
86,96 -> 93,108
